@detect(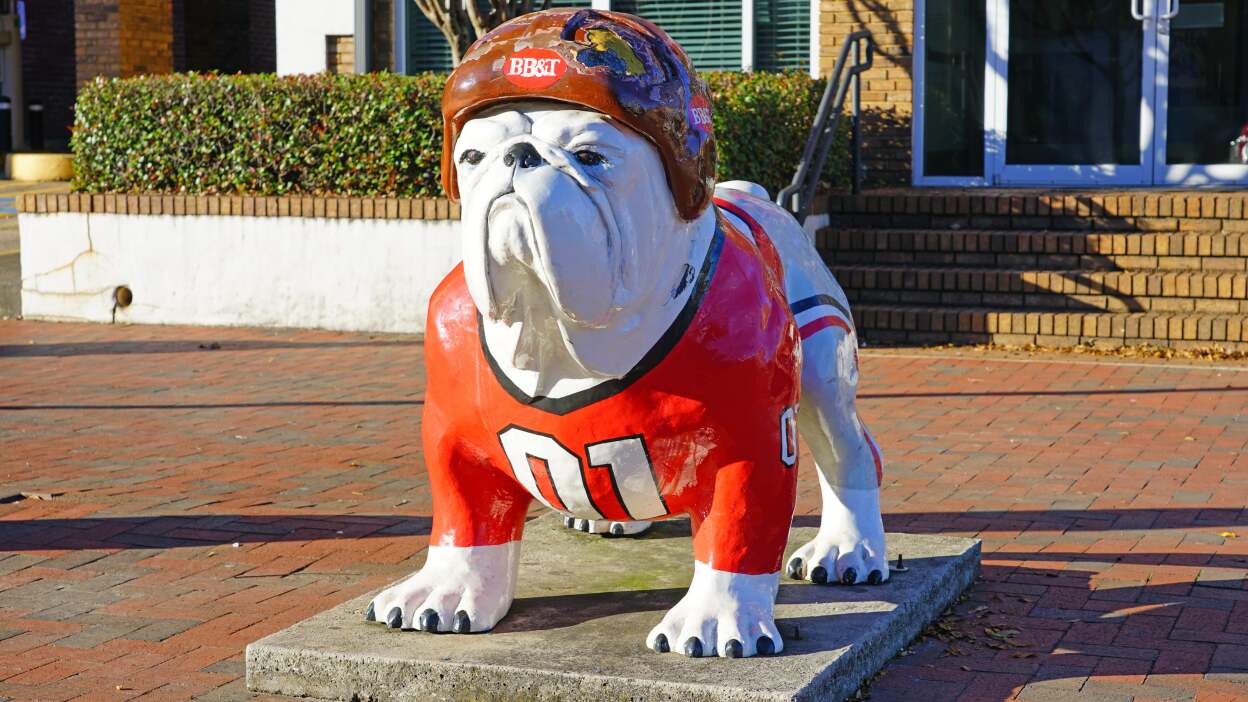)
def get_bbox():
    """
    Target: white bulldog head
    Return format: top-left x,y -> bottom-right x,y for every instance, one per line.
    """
454,102 -> 713,380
